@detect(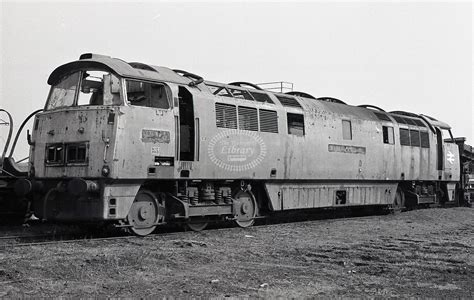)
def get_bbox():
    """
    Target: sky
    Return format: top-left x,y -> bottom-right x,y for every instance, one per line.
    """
0,1 -> 473,160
